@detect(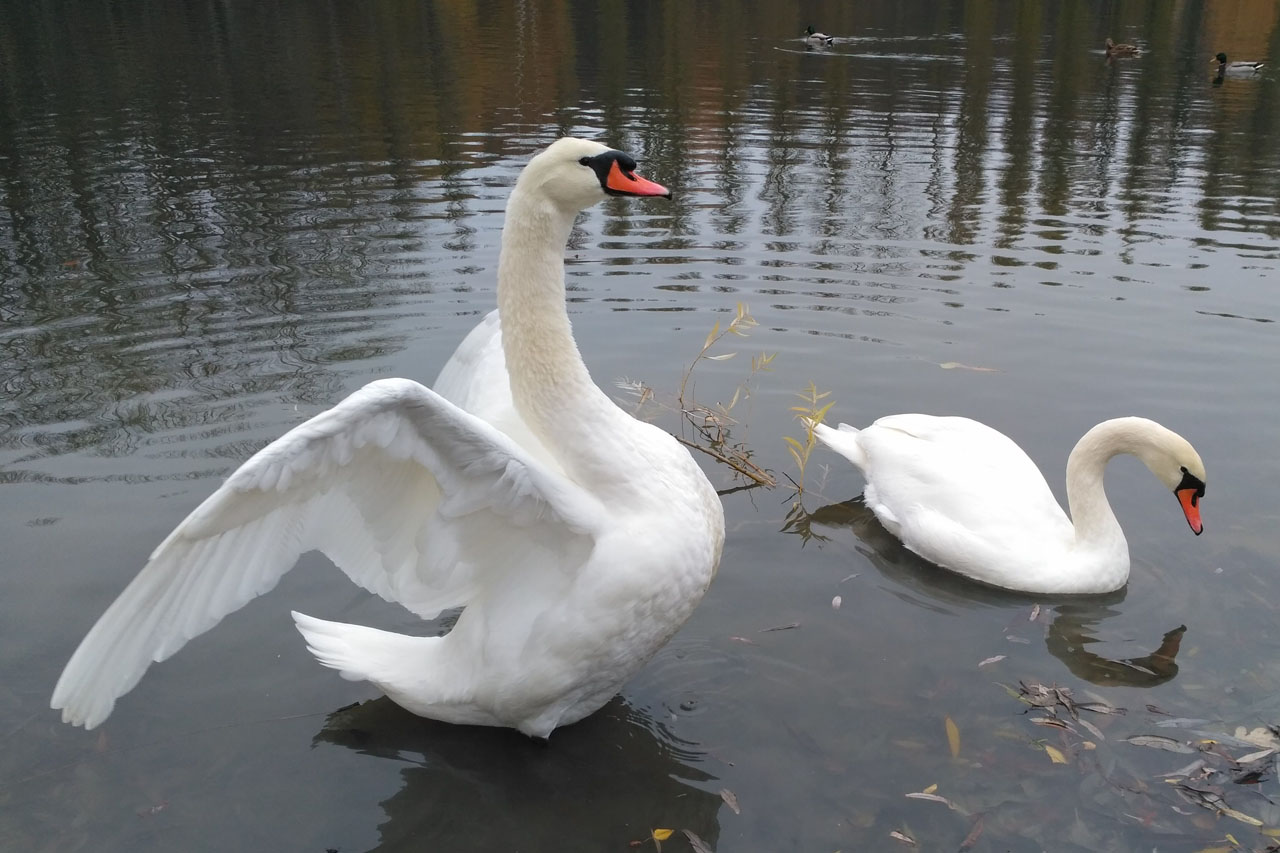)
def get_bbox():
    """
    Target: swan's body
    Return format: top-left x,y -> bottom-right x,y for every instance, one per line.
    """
805,26 -> 834,46
812,415 -> 1205,594
1105,38 -> 1140,57
52,138 -> 724,737
1214,52 -> 1264,75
